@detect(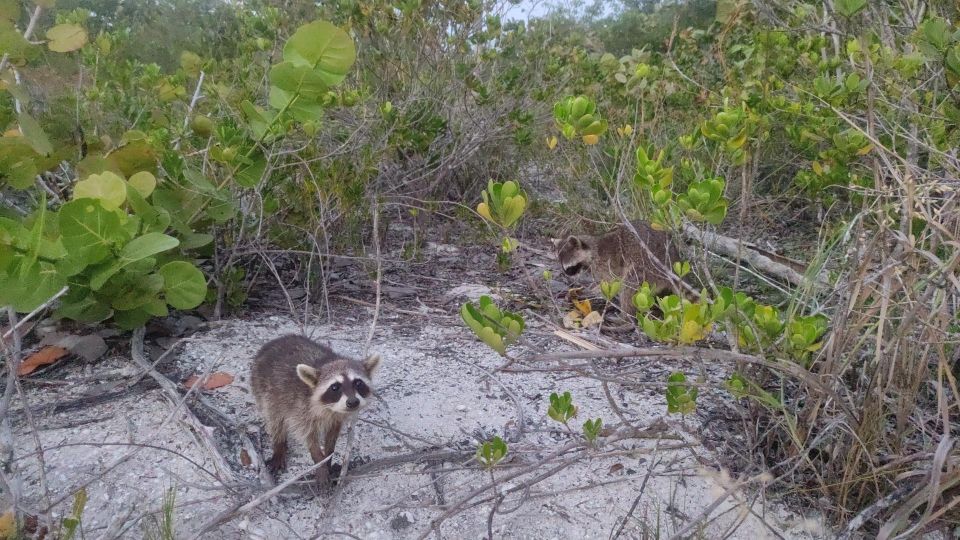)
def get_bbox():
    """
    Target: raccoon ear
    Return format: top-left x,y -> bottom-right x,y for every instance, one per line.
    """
362,354 -> 381,376
296,364 -> 319,388
550,238 -> 563,249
